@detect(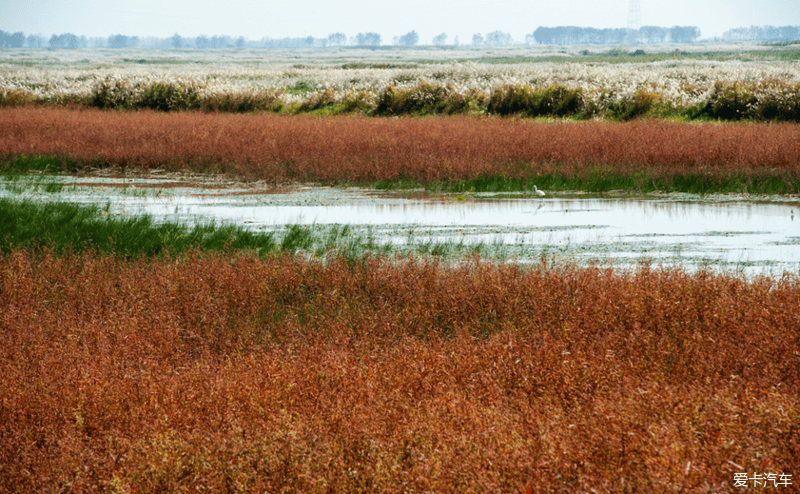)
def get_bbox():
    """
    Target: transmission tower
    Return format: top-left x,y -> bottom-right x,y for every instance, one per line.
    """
627,0 -> 642,30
